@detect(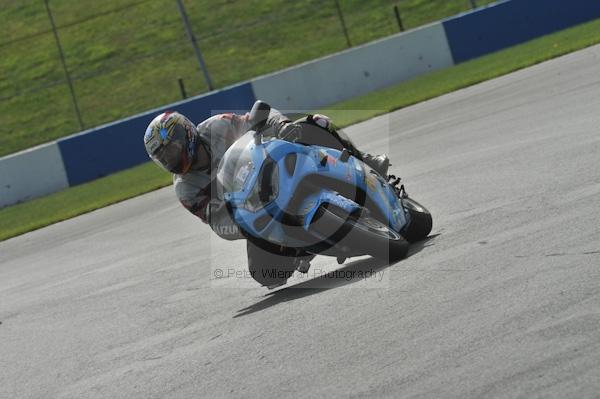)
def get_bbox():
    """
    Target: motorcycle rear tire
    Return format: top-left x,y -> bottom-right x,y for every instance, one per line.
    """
246,238 -> 298,288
